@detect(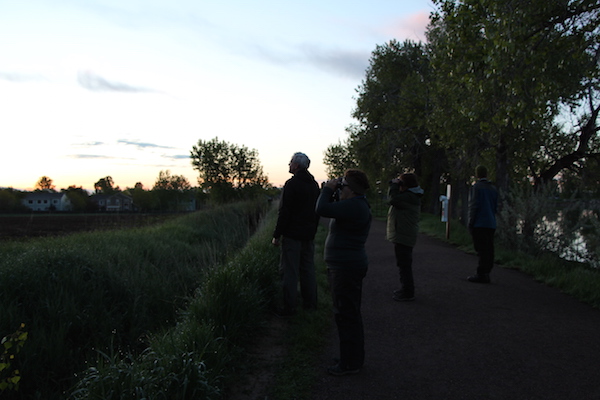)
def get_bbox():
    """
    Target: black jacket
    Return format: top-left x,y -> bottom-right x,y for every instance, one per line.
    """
273,169 -> 320,241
